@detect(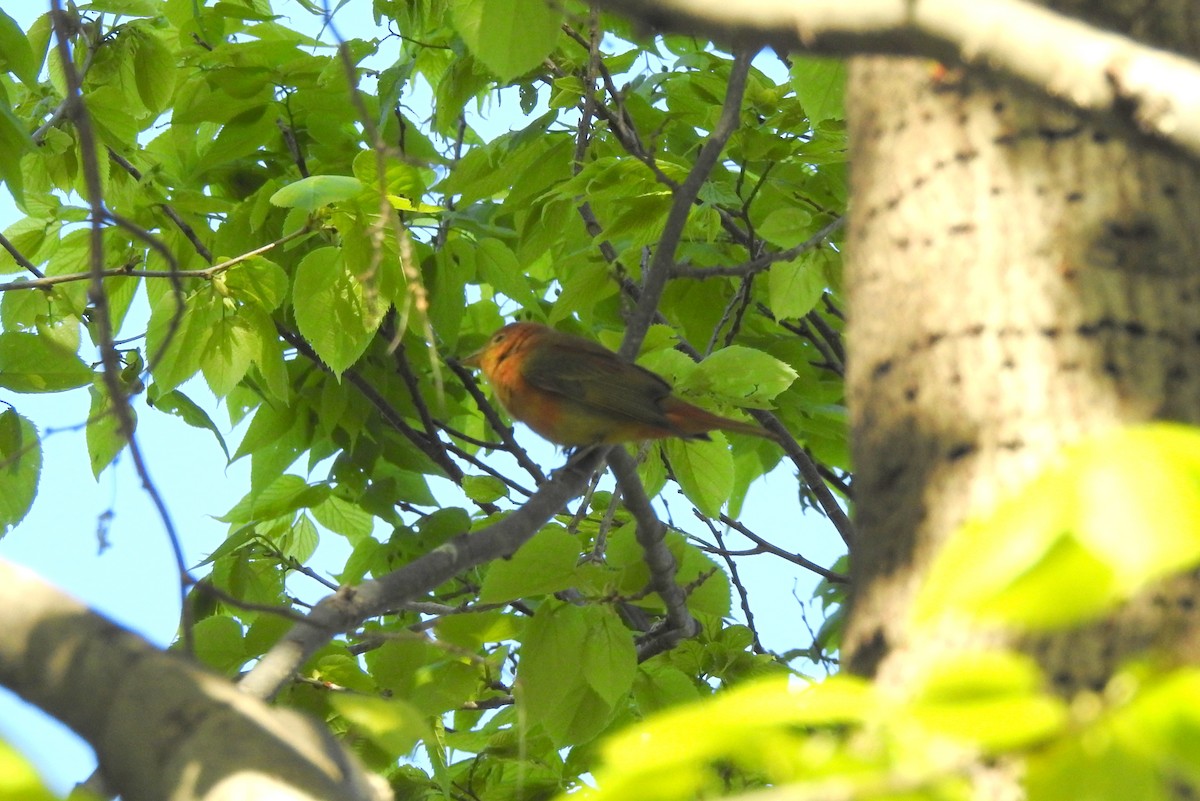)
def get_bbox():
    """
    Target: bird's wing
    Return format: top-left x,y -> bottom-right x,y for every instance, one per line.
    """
521,338 -> 676,427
